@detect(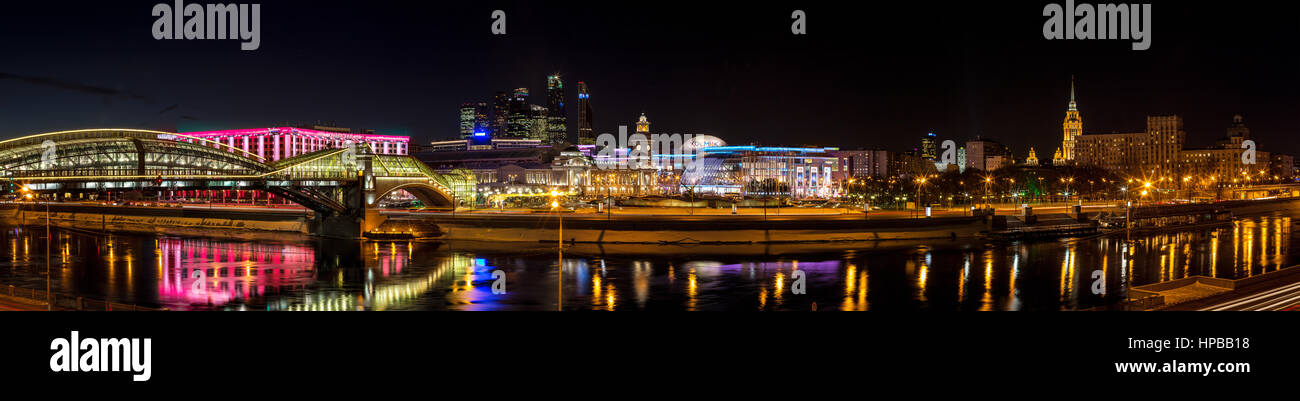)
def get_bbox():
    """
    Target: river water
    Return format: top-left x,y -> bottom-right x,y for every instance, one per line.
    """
0,210 -> 1295,311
